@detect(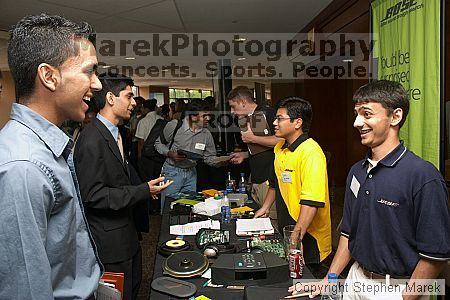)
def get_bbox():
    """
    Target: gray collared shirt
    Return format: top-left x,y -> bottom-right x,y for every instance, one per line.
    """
0,103 -> 102,299
155,118 -> 221,168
